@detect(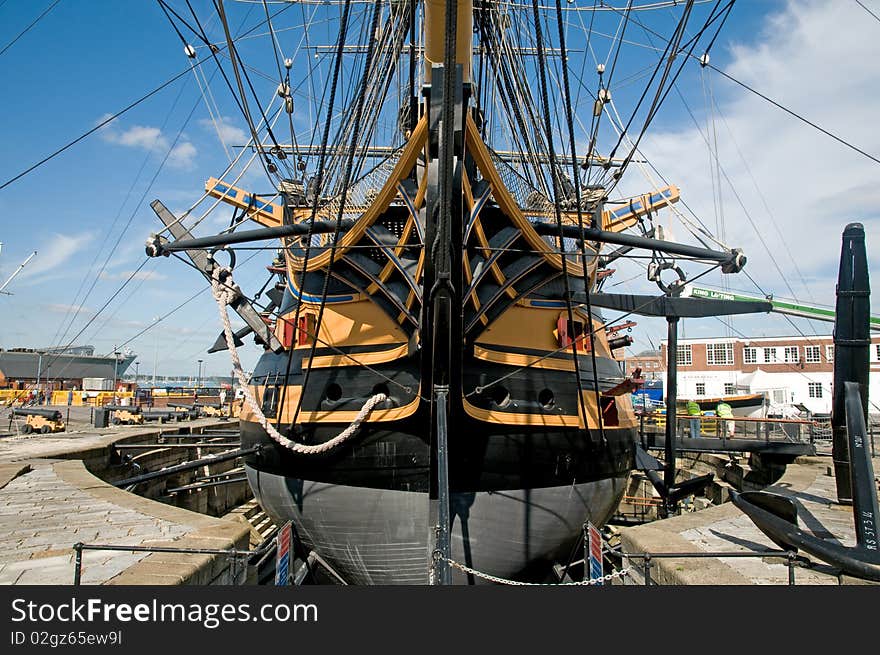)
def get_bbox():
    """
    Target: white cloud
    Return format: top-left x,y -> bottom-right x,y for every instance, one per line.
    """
199,116 -> 247,148
168,141 -> 197,169
114,125 -> 168,151
100,118 -> 167,152
621,0 -> 880,315
18,233 -> 93,279
99,115 -> 196,169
